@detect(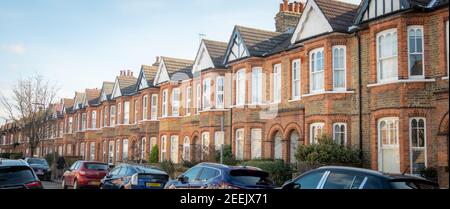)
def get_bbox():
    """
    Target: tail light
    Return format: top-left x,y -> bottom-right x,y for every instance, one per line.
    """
79,170 -> 87,176
25,181 -> 42,189
221,182 -> 240,189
